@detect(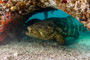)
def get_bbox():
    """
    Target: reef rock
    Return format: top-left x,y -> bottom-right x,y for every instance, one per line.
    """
1,0 -> 90,31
